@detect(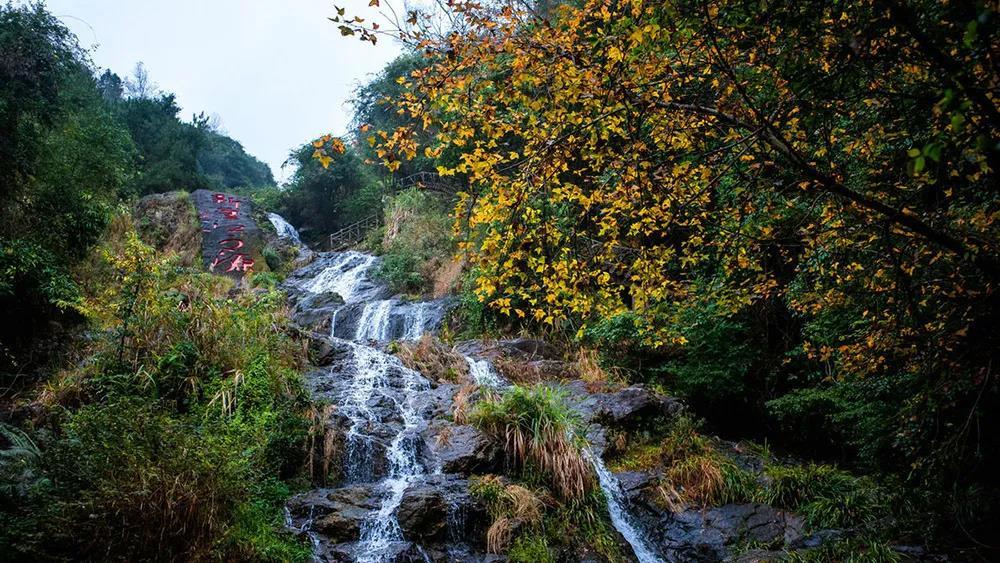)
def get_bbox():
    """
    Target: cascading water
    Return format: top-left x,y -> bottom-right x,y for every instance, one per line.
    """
464,355 -> 506,388
268,212 -> 304,243
305,251 -> 380,302
289,249 -> 661,561
290,250 -> 445,561
356,359 -> 429,561
354,300 -> 395,342
587,450 -> 663,563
